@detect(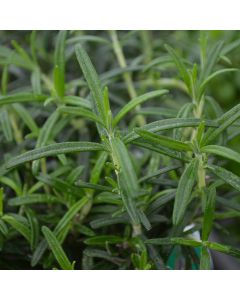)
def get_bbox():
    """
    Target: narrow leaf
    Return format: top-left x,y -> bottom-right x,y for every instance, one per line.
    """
123,118 -> 218,144
6,142 -> 105,169
113,89 -> 168,126
54,31 -> 67,97
135,129 -> 192,152
84,235 -> 123,245
75,44 -> 104,119
9,194 -> 60,206
173,158 -> 199,225
199,68 -> 238,97
165,44 -> 190,89
207,164 -> 240,192
146,237 -> 202,247
57,105 -> 103,125
31,197 -> 88,267
0,93 -> 46,106
2,214 -> 31,243
201,145 -> 240,164
110,137 -> 140,226
203,103 -> 240,145
42,226 -> 73,270
202,186 -> 216,241
139,165 -> 180,183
